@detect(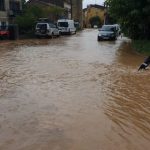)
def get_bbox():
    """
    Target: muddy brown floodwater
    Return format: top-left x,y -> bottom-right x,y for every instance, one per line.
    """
0,29 -> 150,150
